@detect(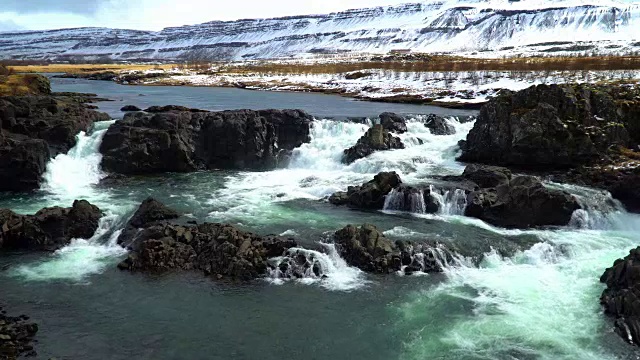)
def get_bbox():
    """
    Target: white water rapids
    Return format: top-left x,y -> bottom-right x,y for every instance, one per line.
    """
7,114 -> 640,358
